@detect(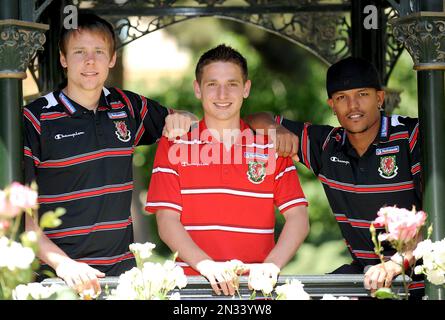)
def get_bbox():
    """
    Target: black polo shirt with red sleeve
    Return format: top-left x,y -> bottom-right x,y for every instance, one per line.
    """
23,87 -> 170,276
276,113 -> 424,294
